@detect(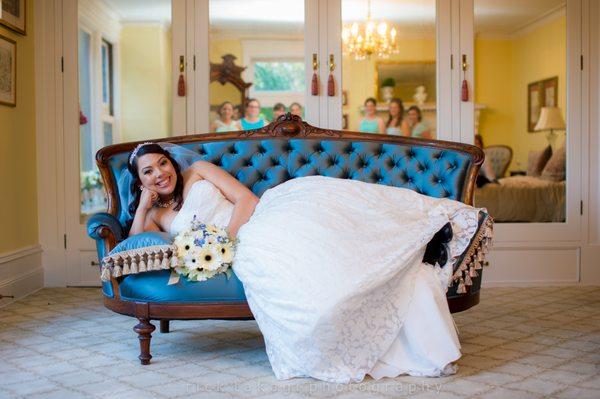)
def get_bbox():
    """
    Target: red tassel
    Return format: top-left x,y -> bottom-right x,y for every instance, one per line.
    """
311,72 -> 318,96
461,79 -> 468,102
178,74 -> 186,97
79,105 -> 88,125
327,73 -> 335,97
